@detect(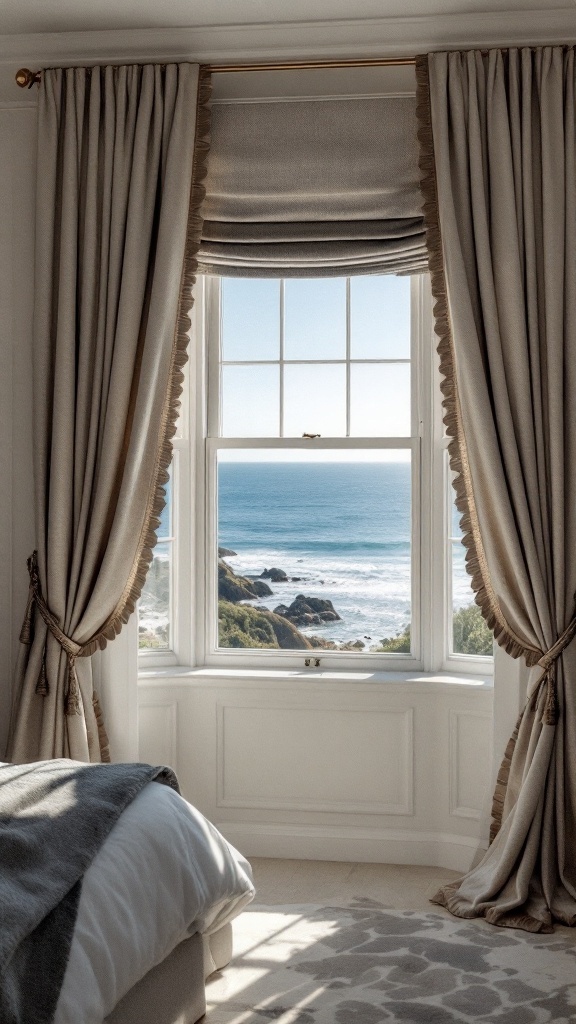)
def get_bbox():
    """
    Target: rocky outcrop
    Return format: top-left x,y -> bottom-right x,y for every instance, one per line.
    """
273,594 -> 341,627
260,567 -> 288,583
218,600 -> 312,650
218,561 -> 273,603
262,611 -> 312,650
218,546 -> 238,557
